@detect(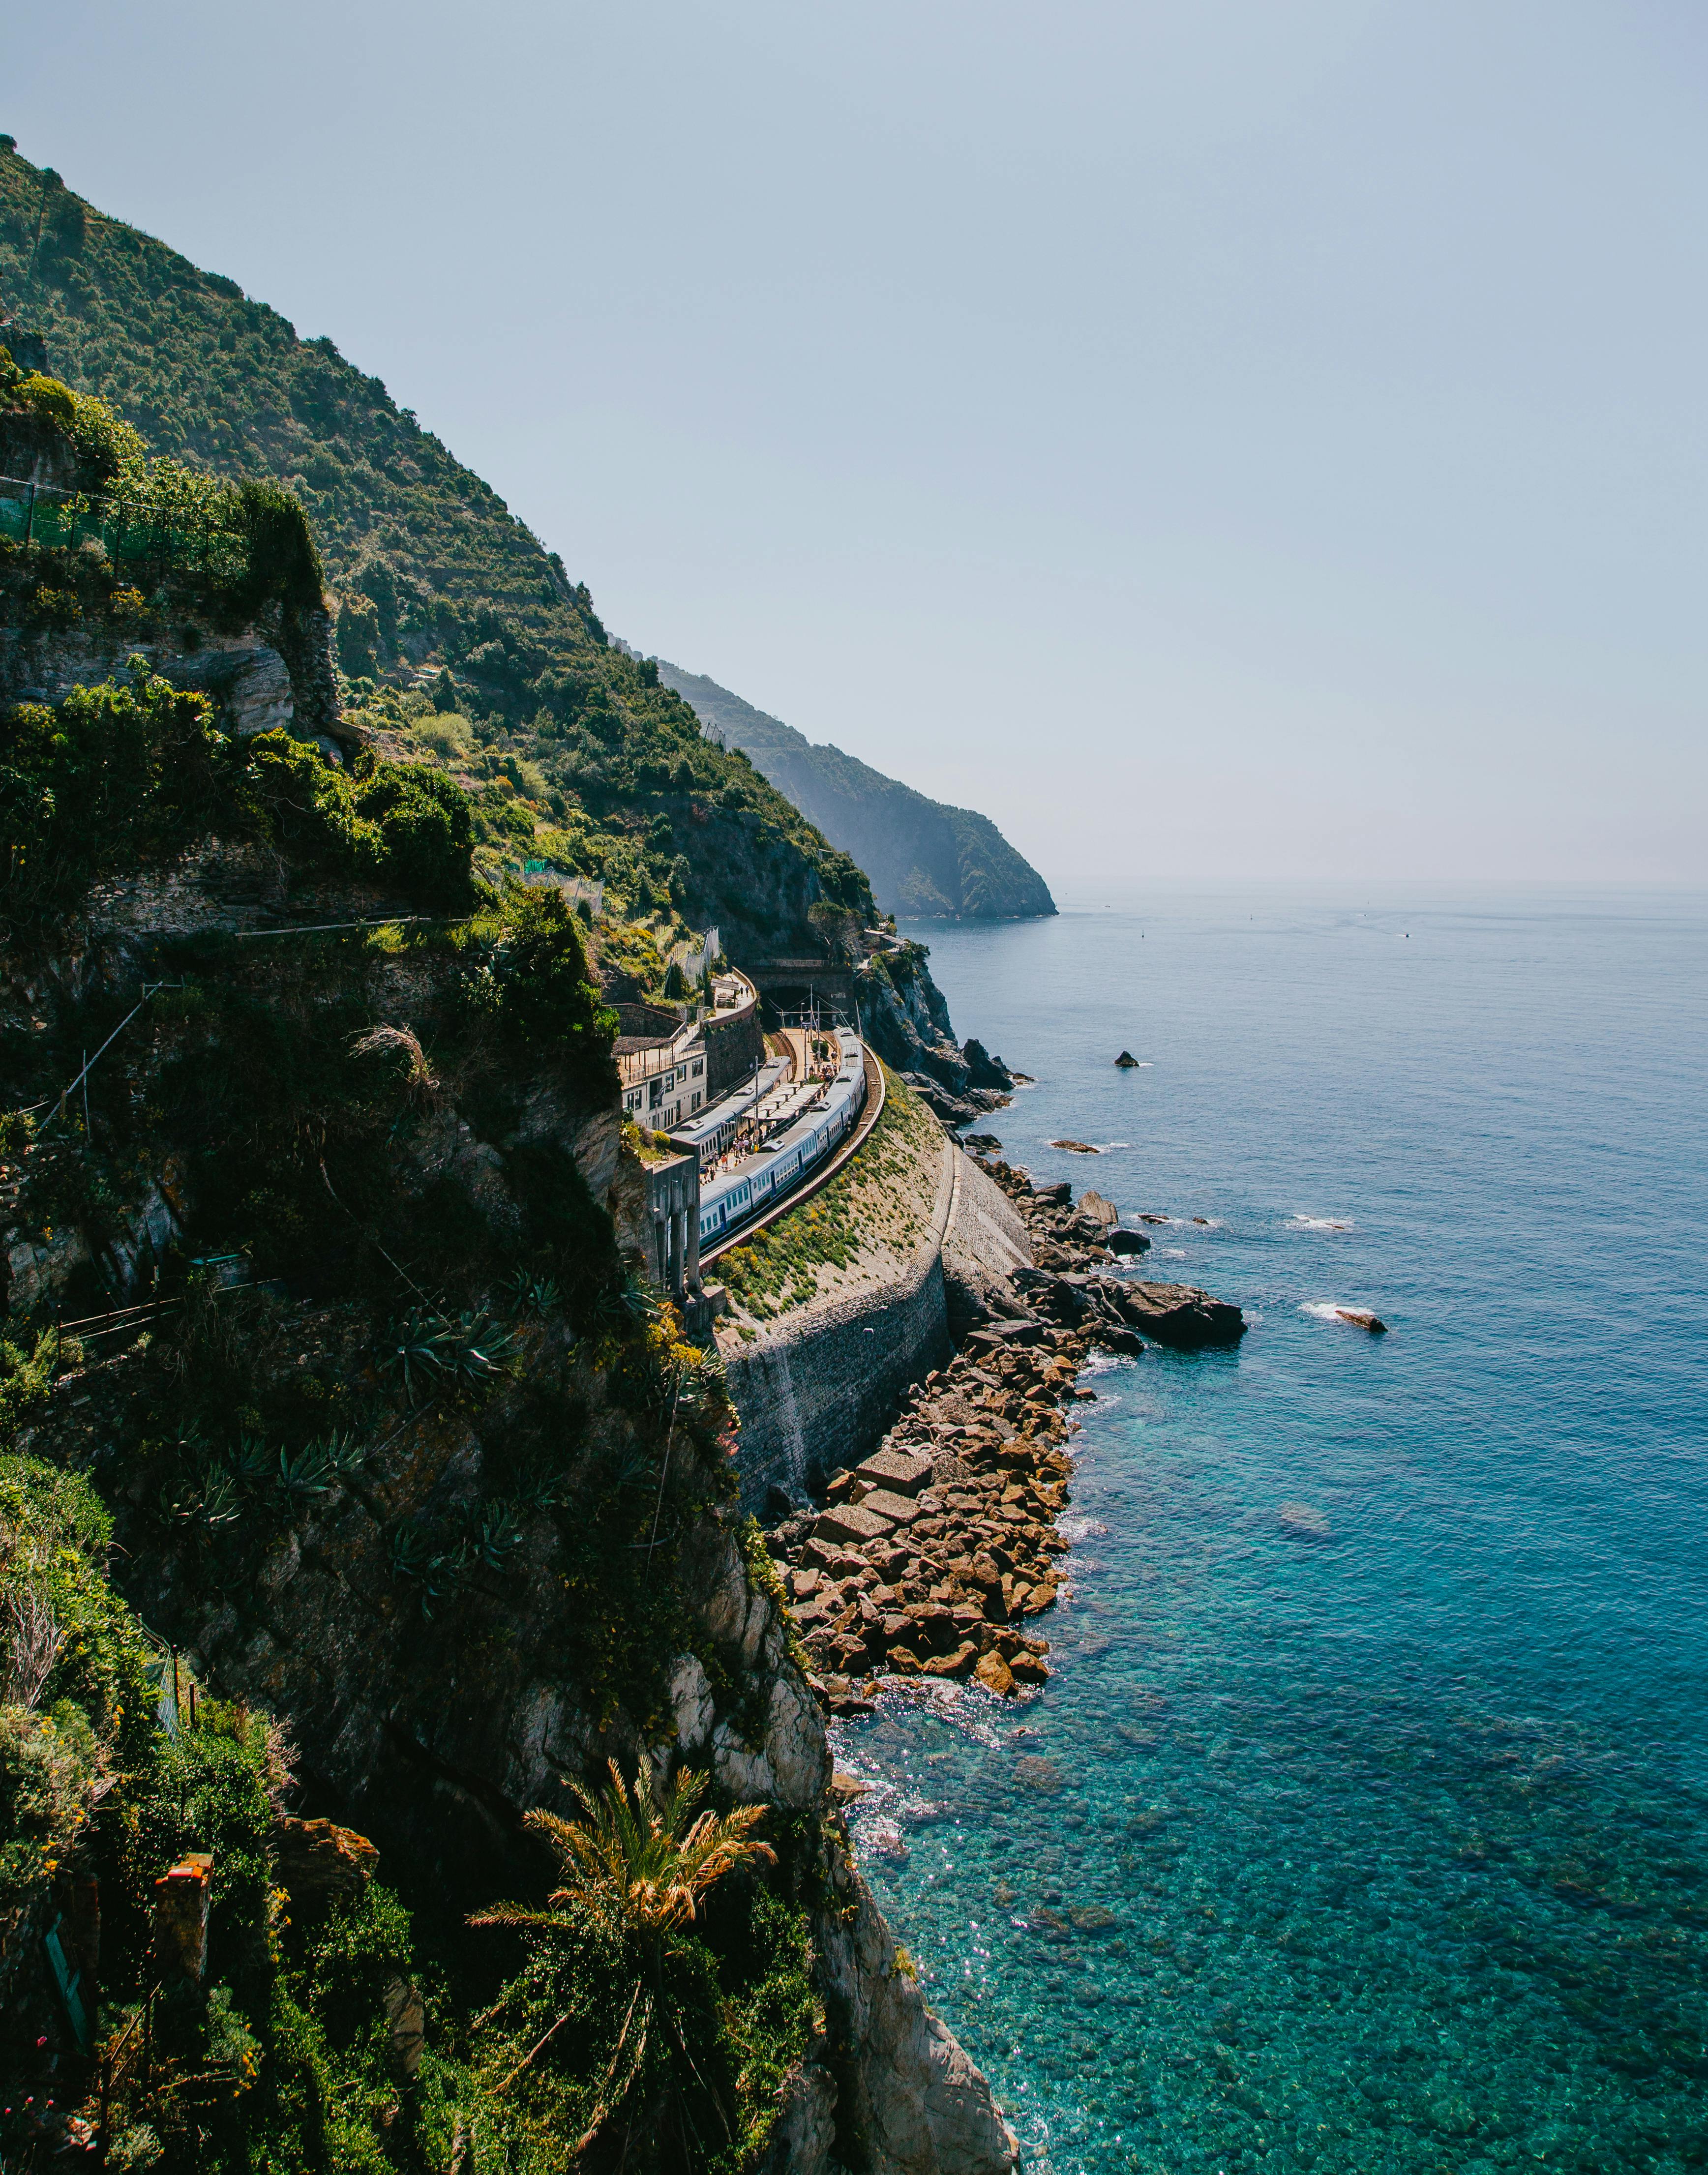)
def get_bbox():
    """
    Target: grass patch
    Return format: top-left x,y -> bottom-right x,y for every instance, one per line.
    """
716,1068 -> 937,1323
